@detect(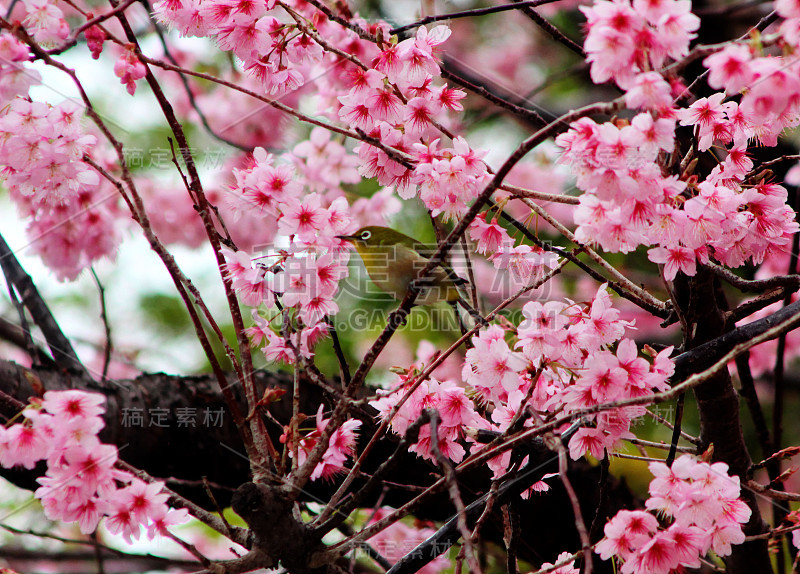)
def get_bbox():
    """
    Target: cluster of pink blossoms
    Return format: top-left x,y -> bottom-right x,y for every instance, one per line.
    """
406,136 -> 492,221
222,147 -> 356,363
596,455 -> 751,573
559,111 -> 798,277
0,391 -> 188,540
221,126 -> 400,363
290,127 -> 362,194
0,32 -> 40,100
154,0 -> 328,95
777,0 -> 800,44
153,0 -> 495,264
701,43 -> 800,147
581,0 -> 699,89
466,284 -> 673,462
157,0 -> 488,224
19,0 -> 144,94
562,0 -> 800,280
372,286 -> 674,474
371,374 -> 485,464
561,94 -> 797,278
0,35 -> 122,280
1,98 -> 99,208
335,26 -> 493,222
280,404 -> 362,481
470,212 -> 562,285
535,552 -> 580,574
